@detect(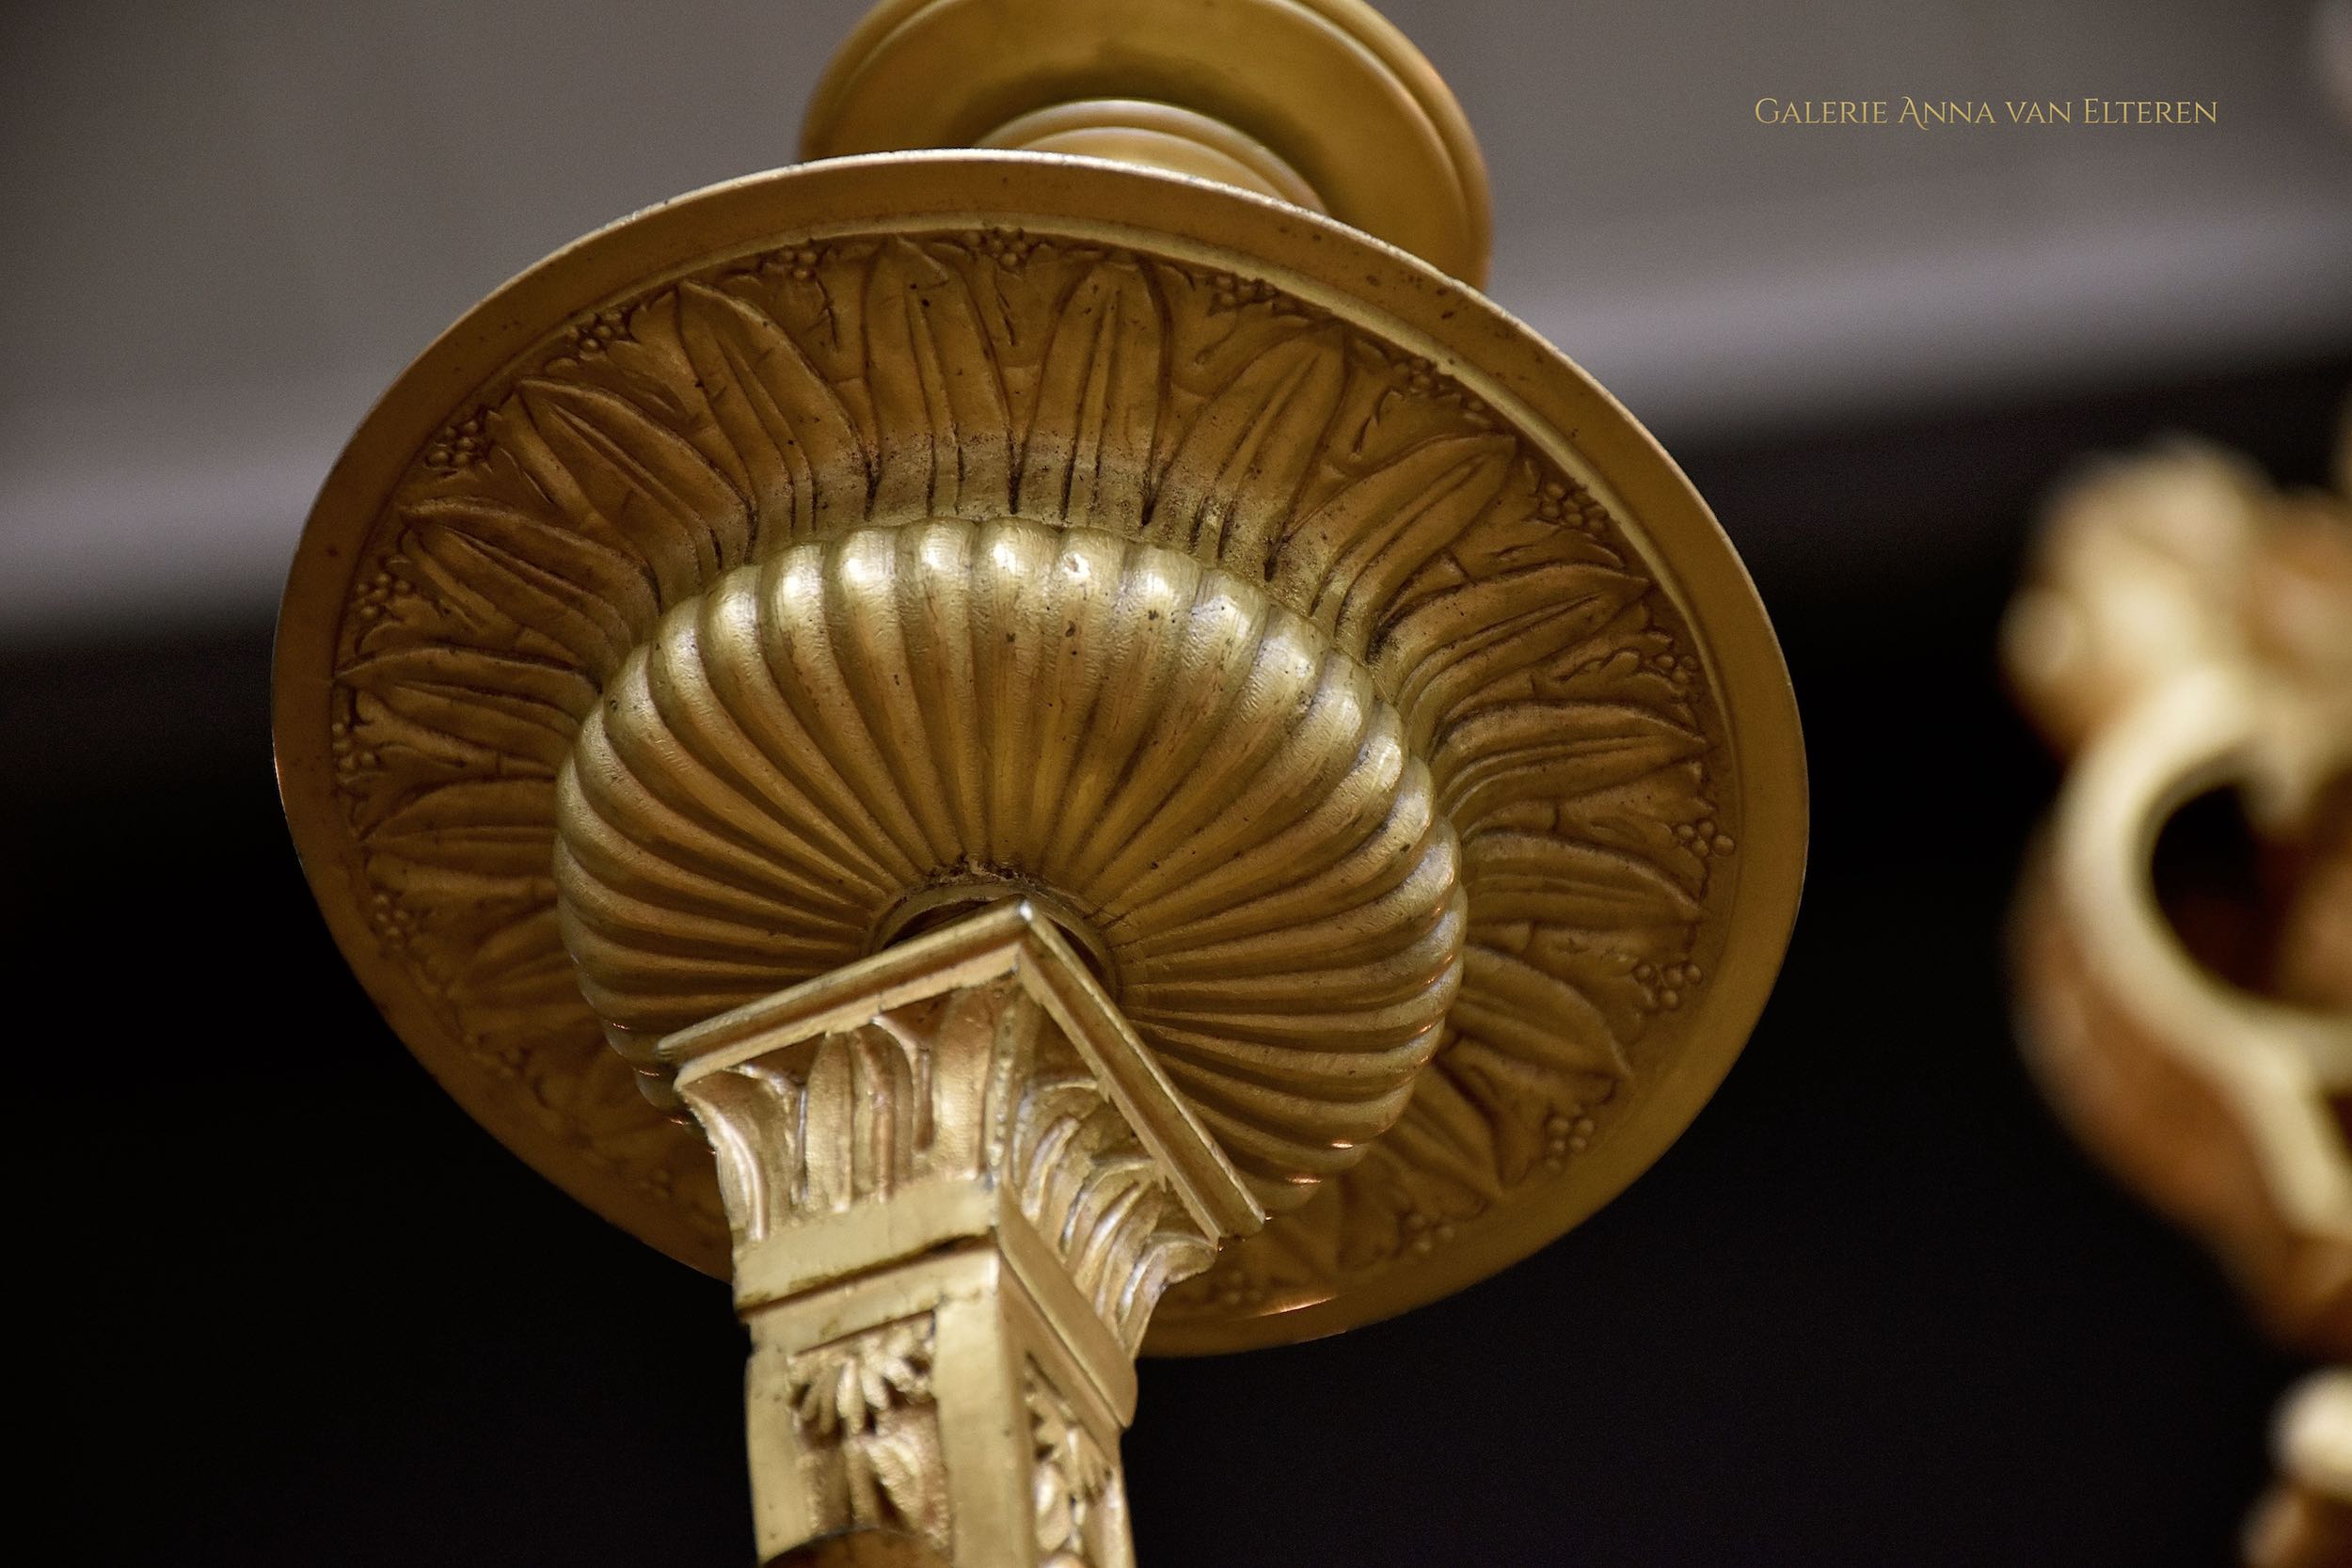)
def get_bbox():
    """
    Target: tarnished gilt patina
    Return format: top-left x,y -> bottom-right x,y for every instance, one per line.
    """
275,2 -> 1806,1560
